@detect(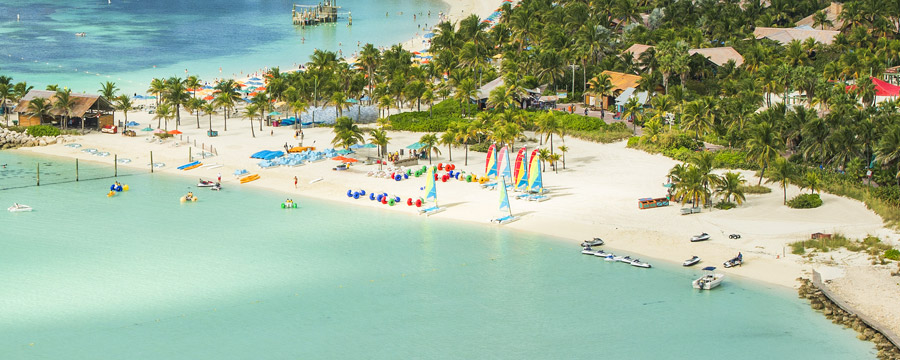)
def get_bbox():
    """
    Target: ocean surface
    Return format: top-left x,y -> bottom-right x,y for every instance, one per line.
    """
0,0 -> 446,94
0,150 -> 876,359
